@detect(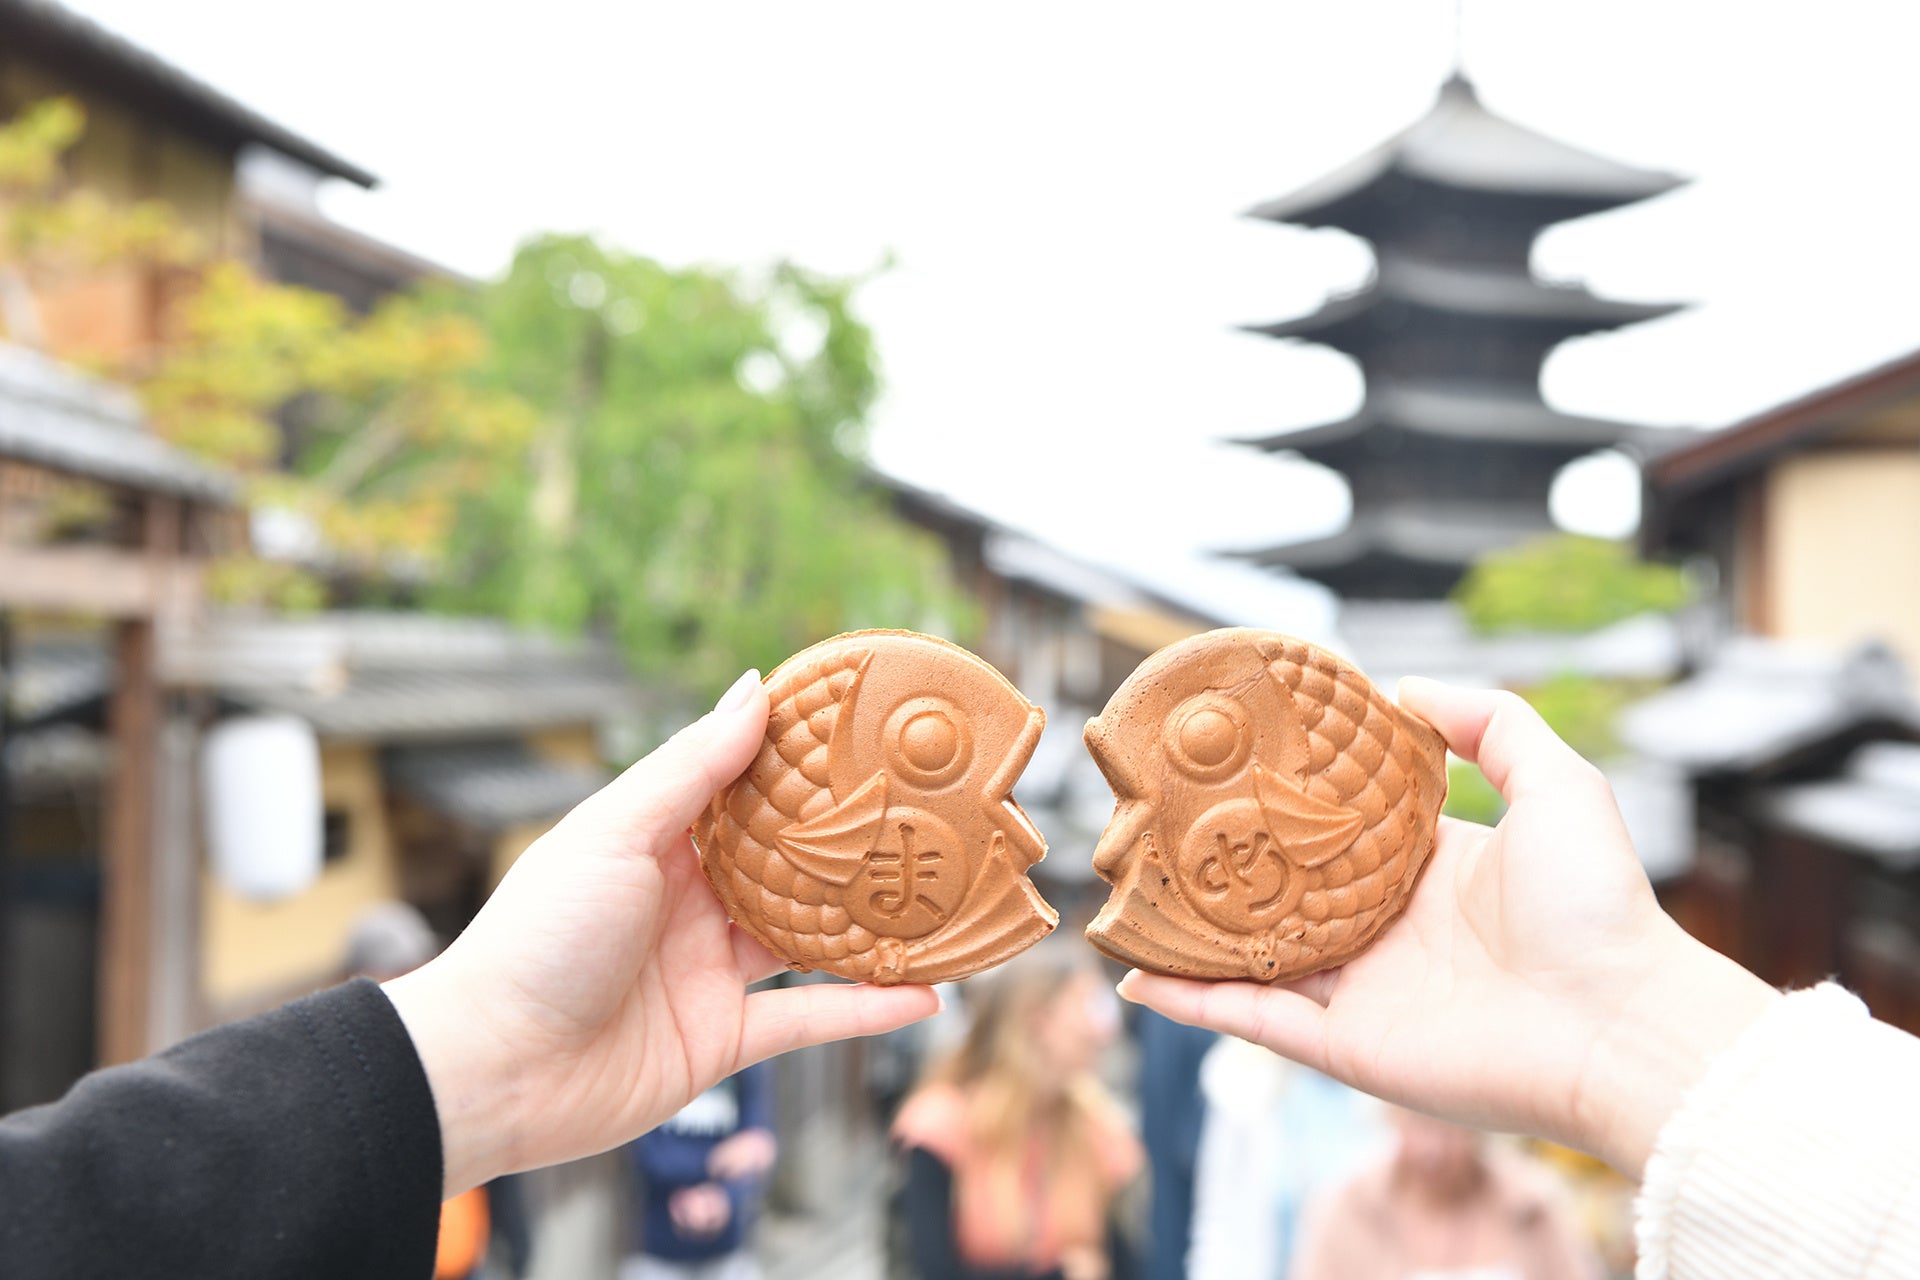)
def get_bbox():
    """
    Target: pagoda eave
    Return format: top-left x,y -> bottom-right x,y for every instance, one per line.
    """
1245,271 -> 1683,348
1235,385 -> 1661,454
1228,506 -> 1559,579
1247,75 -> 1684,236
